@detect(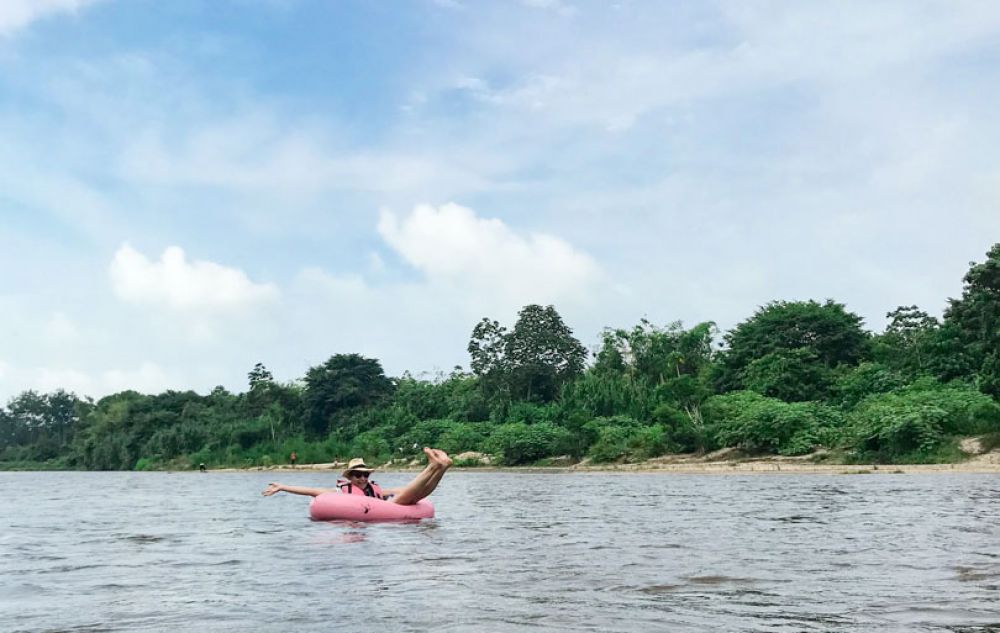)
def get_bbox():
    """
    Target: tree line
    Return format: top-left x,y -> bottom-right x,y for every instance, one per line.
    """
3,244 -> 1000,470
